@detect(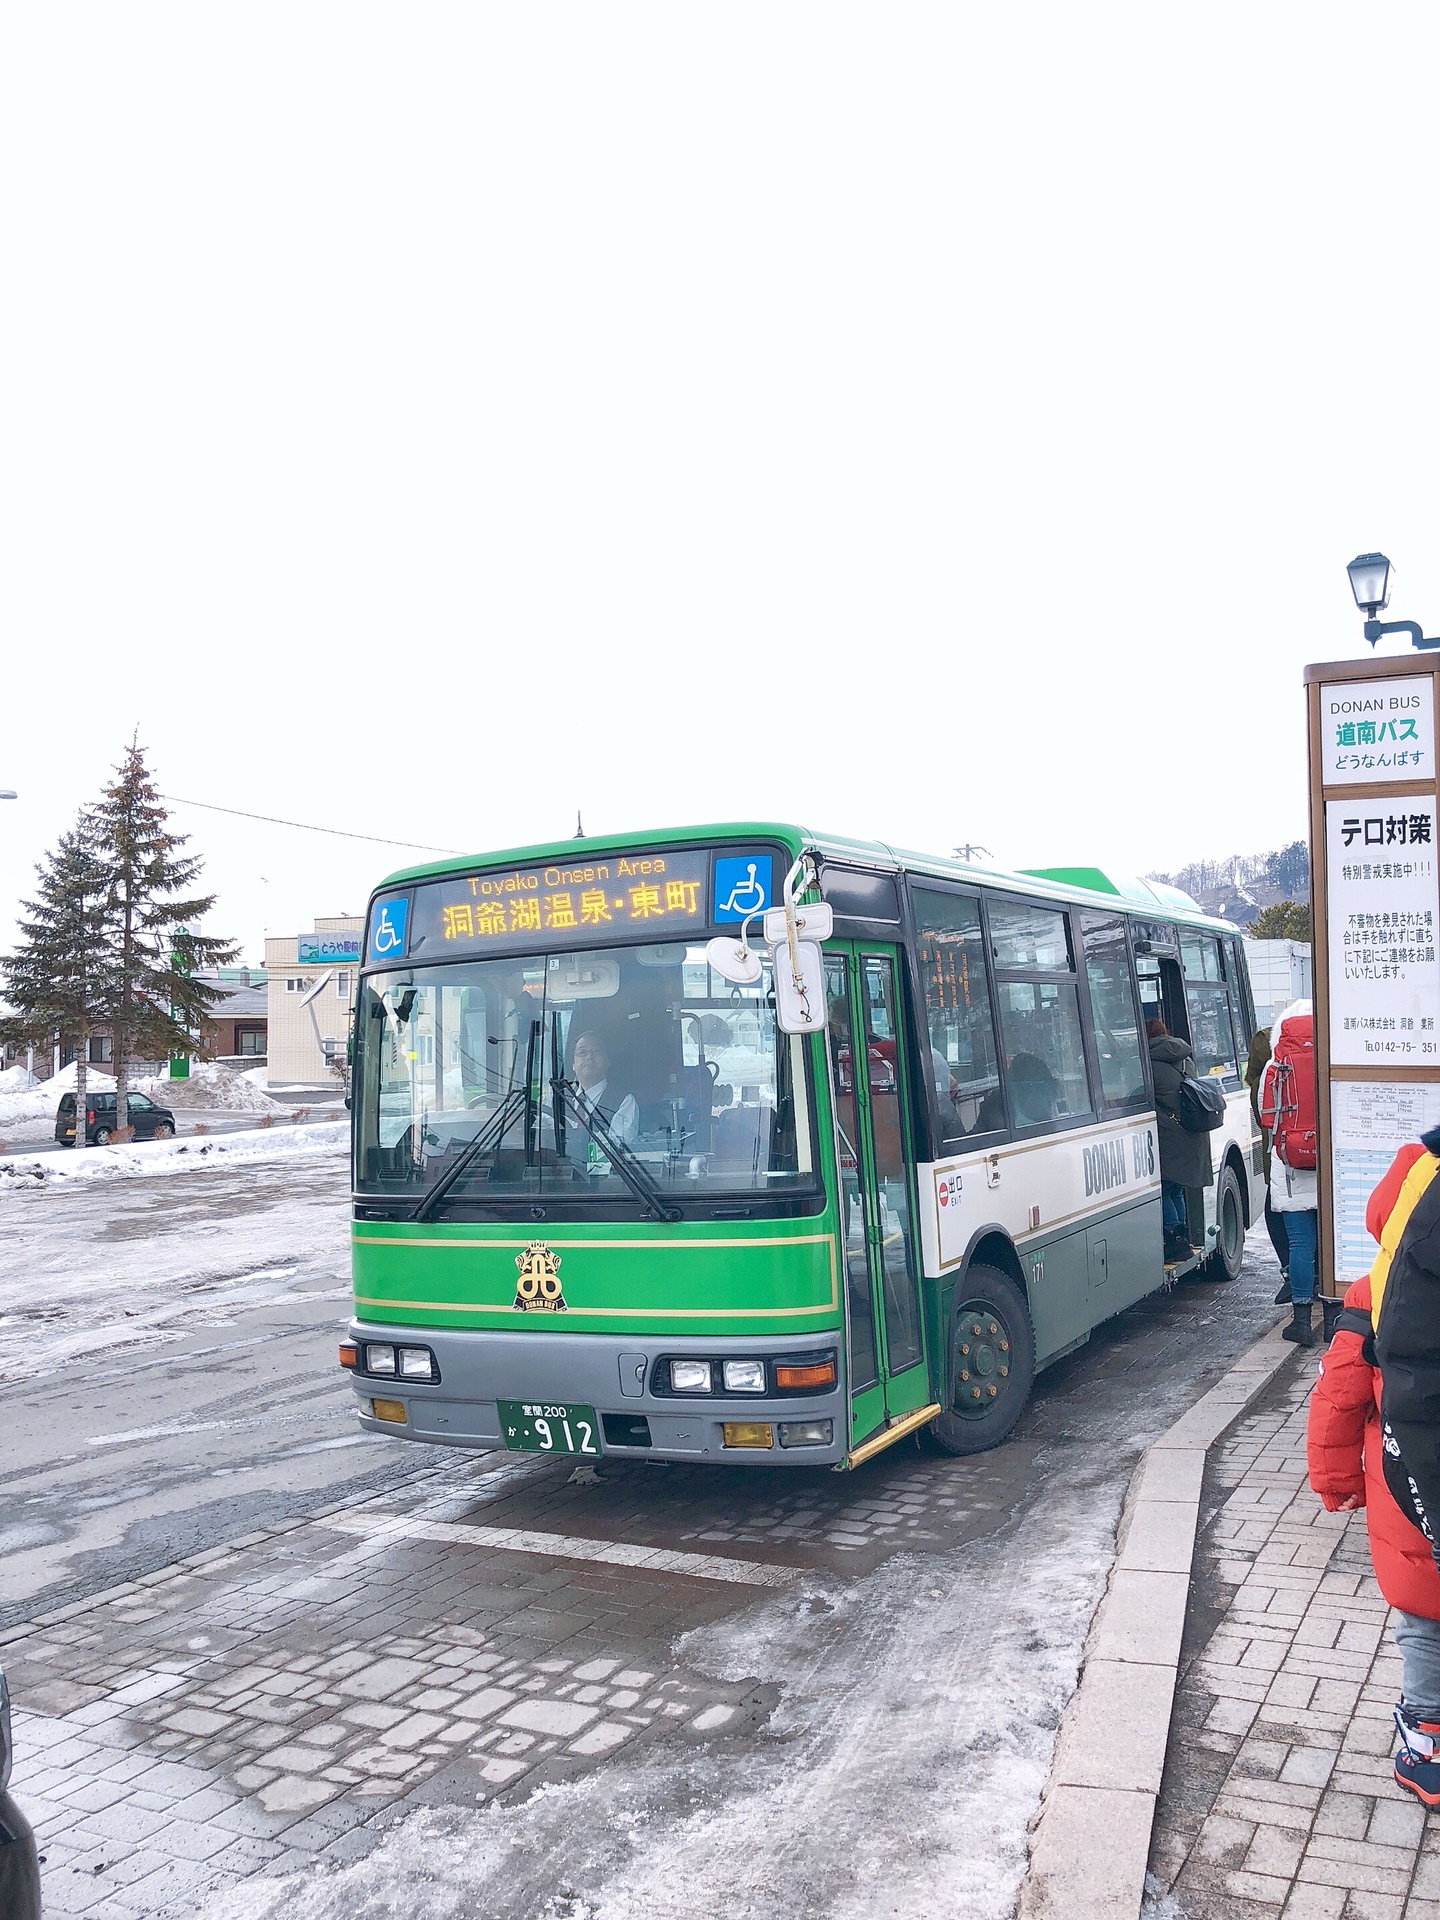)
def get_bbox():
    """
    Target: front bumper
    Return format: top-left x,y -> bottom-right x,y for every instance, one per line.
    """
345,1320 -> 849,1466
